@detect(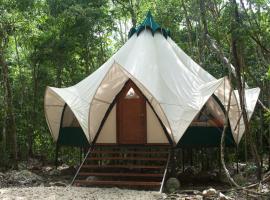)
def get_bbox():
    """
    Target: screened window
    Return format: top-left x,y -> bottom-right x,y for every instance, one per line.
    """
125,87 -> 140,99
